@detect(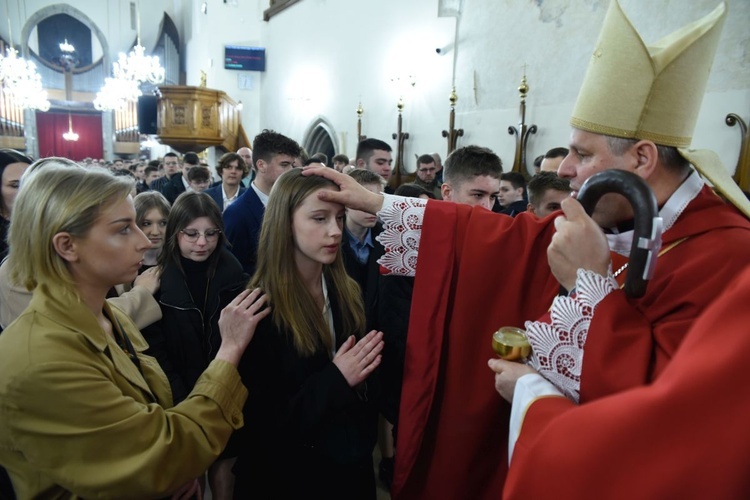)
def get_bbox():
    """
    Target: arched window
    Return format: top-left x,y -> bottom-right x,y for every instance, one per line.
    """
303,118 -> 338,166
